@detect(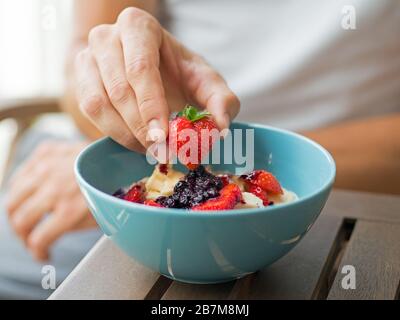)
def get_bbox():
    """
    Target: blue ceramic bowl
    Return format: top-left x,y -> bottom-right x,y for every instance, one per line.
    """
75,123 -> 335,284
